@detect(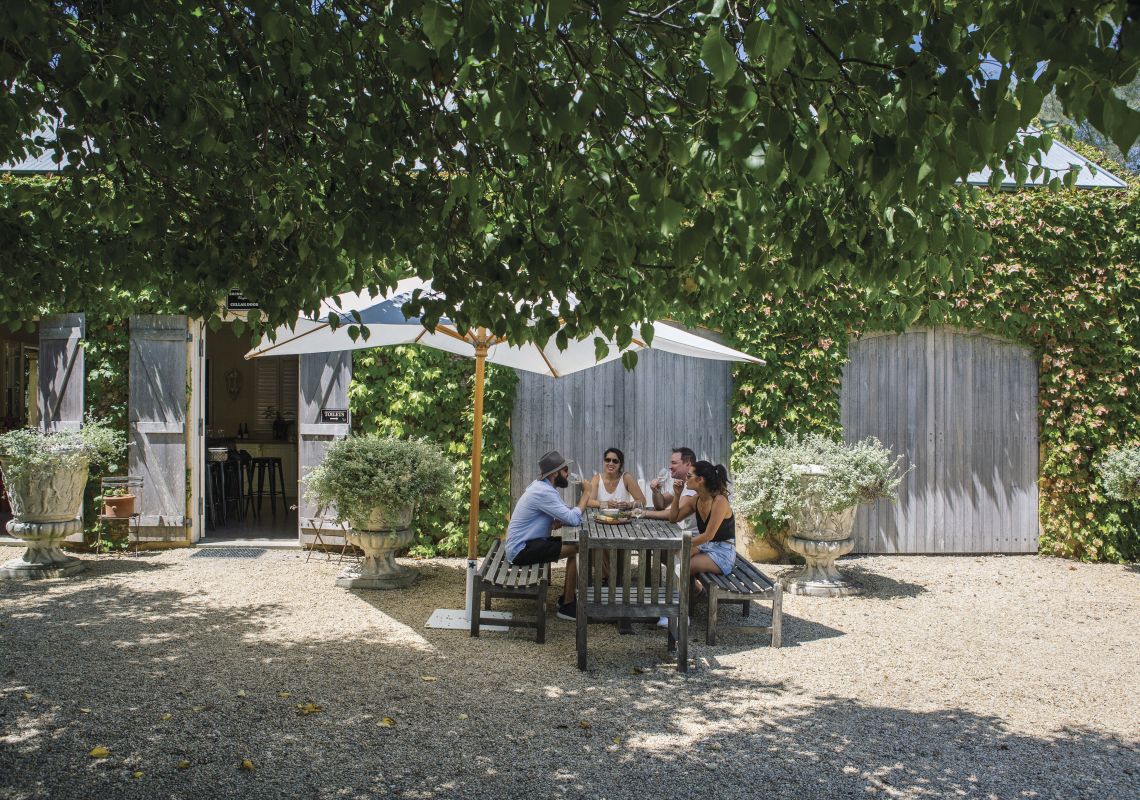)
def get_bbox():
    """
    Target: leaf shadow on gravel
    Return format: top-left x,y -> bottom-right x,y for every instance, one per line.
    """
2,558 -> 1137,800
